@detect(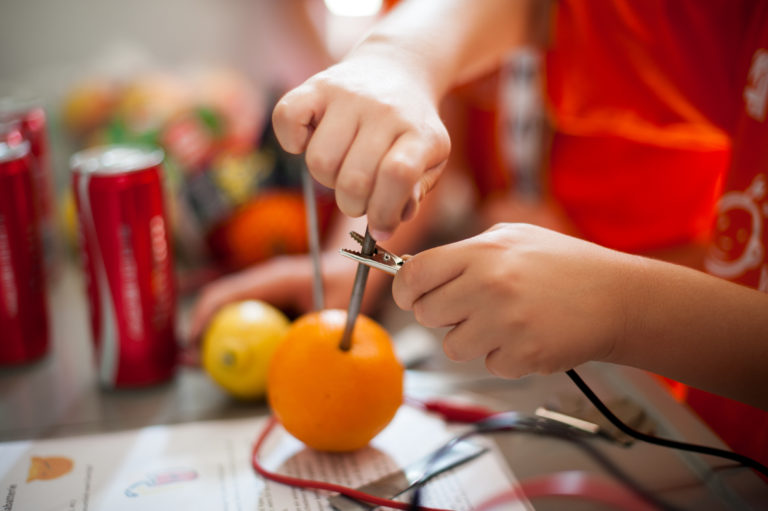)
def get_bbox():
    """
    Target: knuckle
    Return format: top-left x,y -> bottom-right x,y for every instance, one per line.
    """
337,171 -> 373,202
442,335 -> 463,361
381,155 -> 419,185
516,342 -> 542,374
437,124 -> 451,152
485,352 -> 522,380
272,100 -> 306,152
368,212 -> 399,236
371,100 -> 399,120
412,301 -> 437,329
305,151 -> 337,185
392,272 -> 416,311
426,122 -> 451,154
397,257 -> 420,289
391,278 -> 411,310
336,199 -> 365,219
